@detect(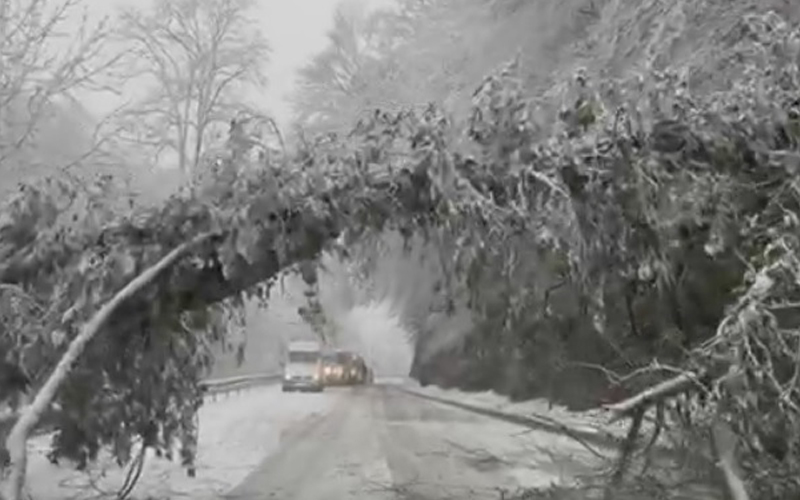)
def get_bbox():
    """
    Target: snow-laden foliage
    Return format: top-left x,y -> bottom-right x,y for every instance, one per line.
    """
2,9 -> 800,498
